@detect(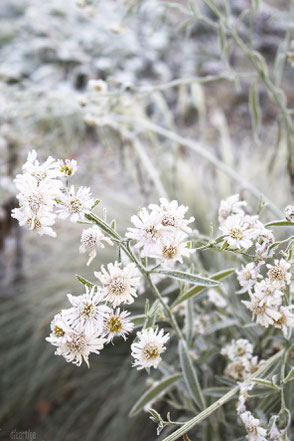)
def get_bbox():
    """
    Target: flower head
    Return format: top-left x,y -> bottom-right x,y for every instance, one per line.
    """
80,226 -> 113,265
57,185 -> 94,222
220,214 -> 254,250
218,194 -> 247,225
64,286 -> 110,334
58,159 -> 78,178
104,308 -> 134,343
131,327 -> 169,370
149,198 -> 194,233
266,258 -> 291,288
94,262 -> 140,307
